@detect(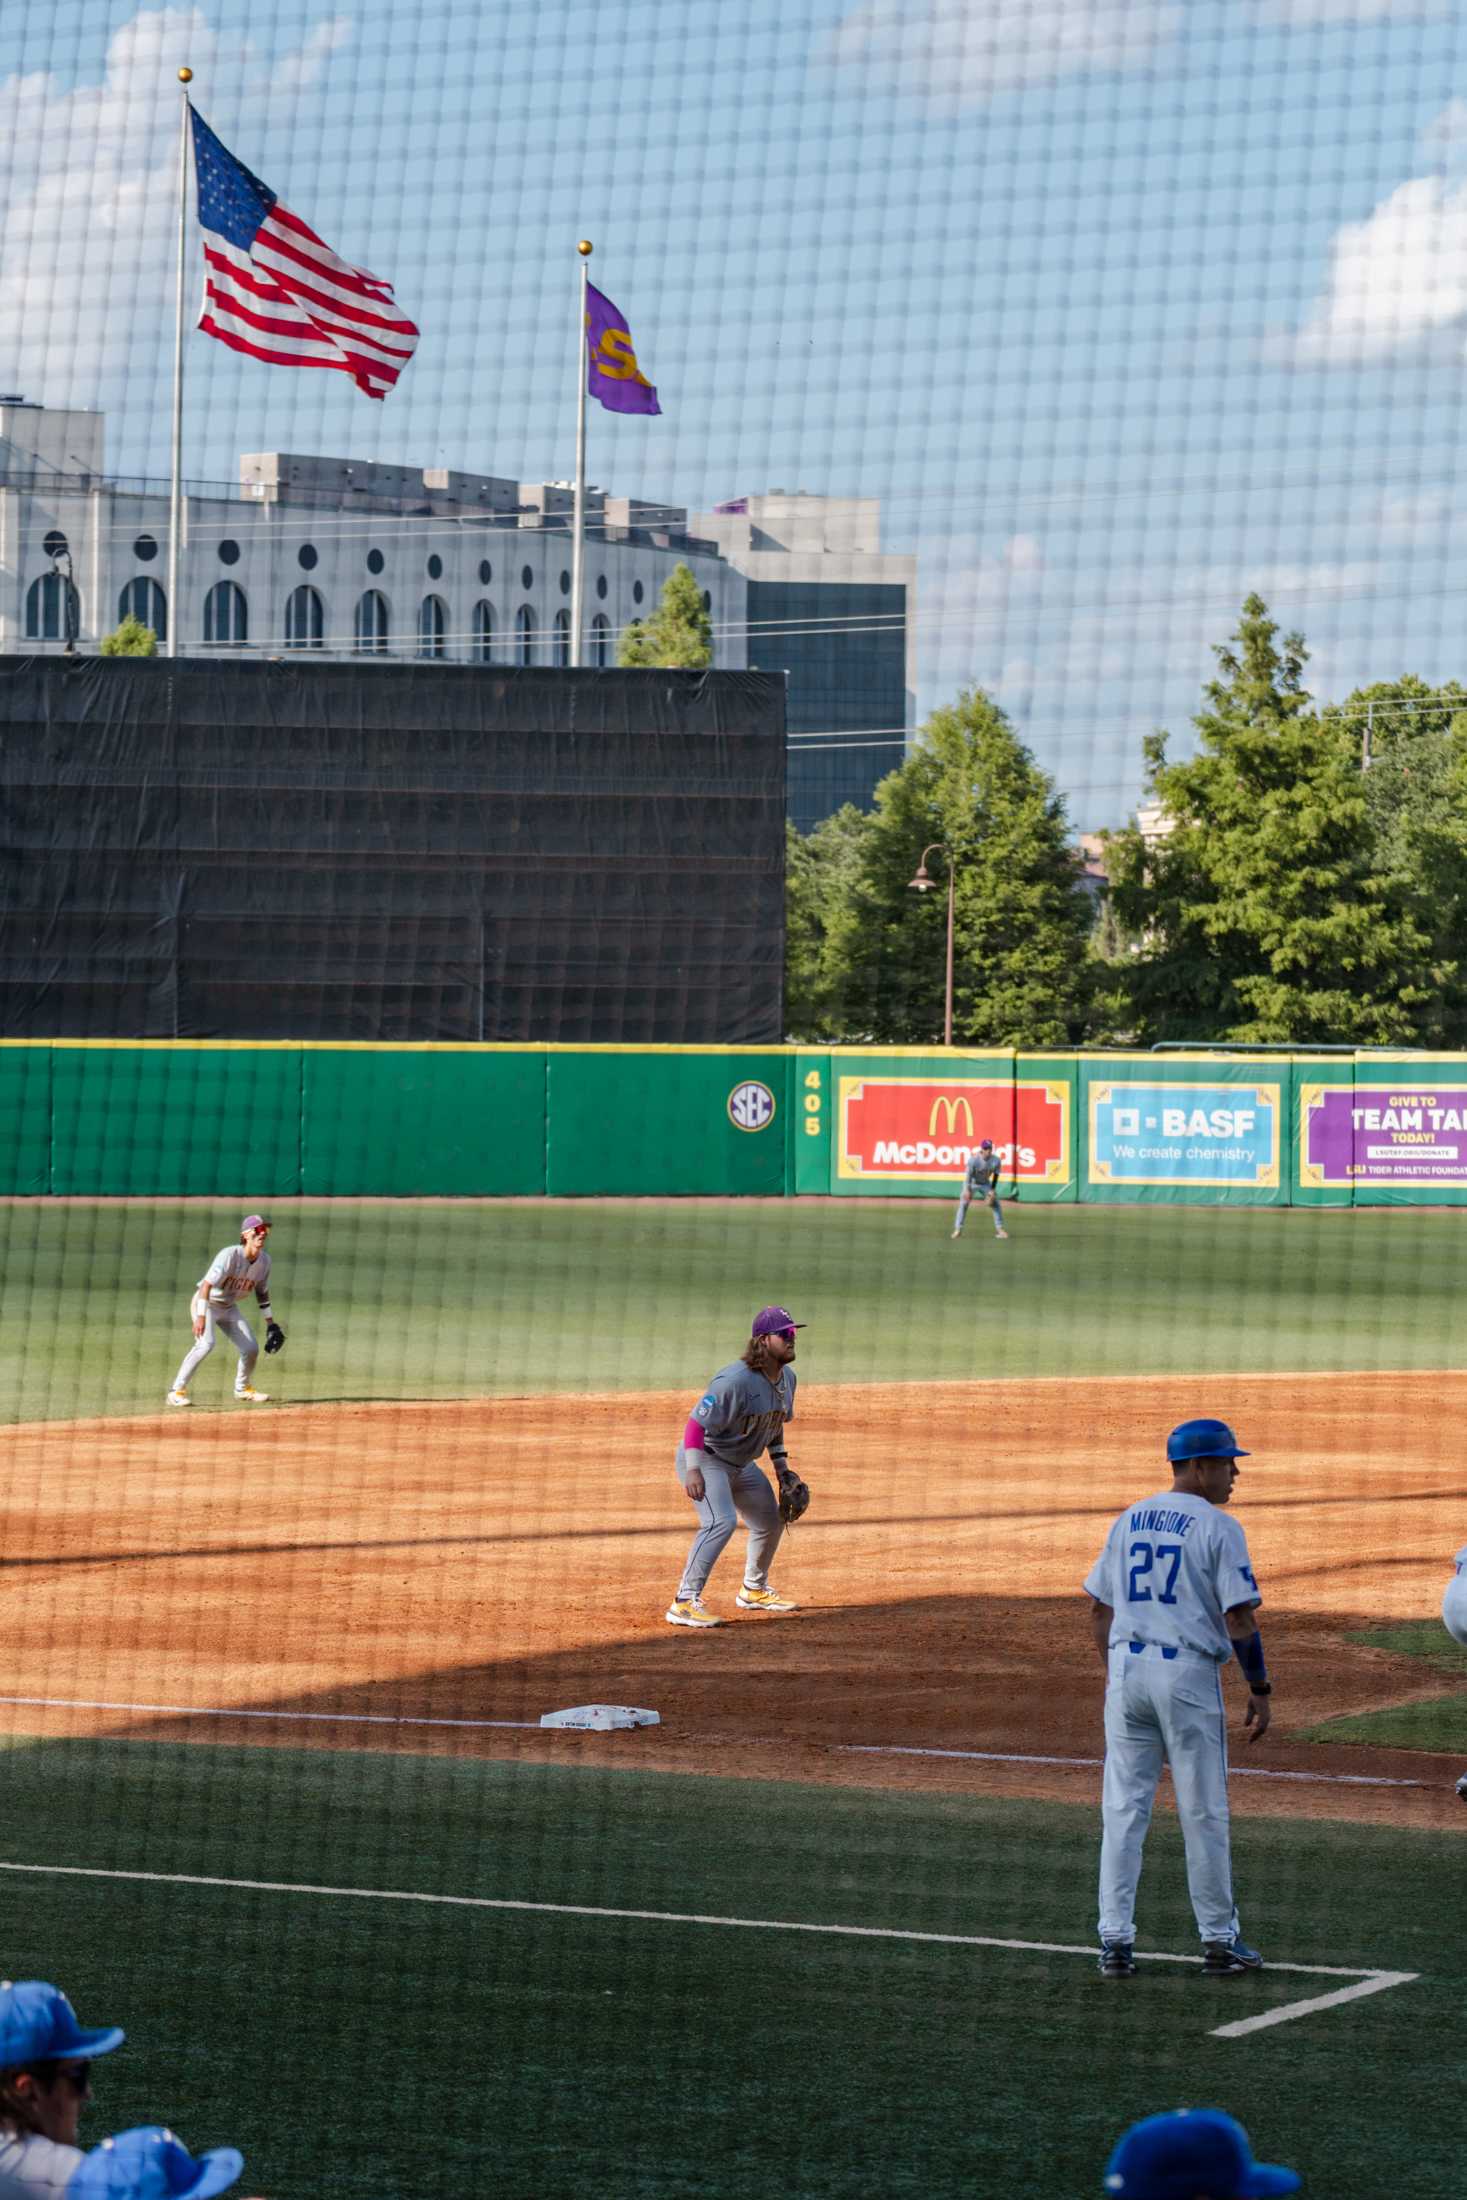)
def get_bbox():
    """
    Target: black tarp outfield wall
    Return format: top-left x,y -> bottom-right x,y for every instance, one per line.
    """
0,657 -> 786,1043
